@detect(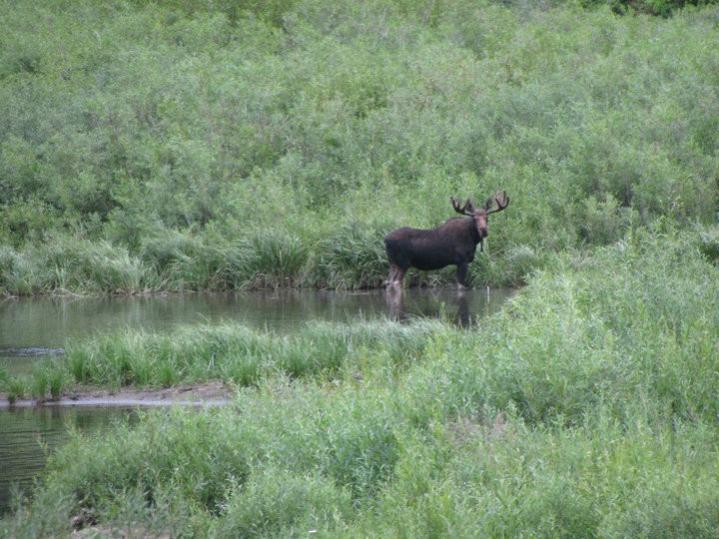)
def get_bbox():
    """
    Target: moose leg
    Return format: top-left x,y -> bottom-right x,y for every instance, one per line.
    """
456,263 -> 469,289
394,266 -> 406,289
387,265 -> 397,288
